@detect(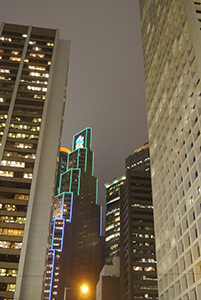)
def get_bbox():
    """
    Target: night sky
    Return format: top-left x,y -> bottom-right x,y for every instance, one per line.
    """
0,0 -> 148,220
